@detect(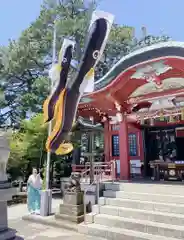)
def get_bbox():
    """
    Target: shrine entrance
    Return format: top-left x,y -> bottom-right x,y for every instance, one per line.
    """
78,40 -> 184,180
144,126 -> 175,177
143,125 -> 184,180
